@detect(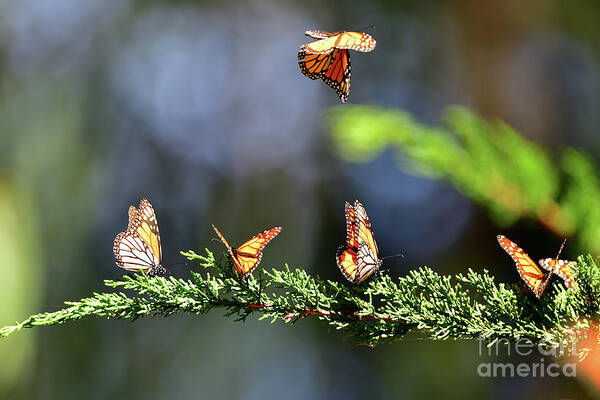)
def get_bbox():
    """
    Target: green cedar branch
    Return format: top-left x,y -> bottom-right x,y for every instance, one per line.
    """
1,250 -> 598,355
